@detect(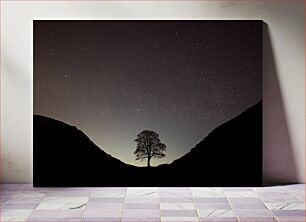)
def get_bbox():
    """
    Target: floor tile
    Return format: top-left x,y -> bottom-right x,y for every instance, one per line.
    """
92,187 -> 126,192
36,197 -> 88,210
200,217 -> 238,222
86,202 -> 123,209
292,191 -> 305,199
1,183 -> 305,222
89,197 -> 124,203
1,196 -> 11,205
159,190 -> 192,198
21,185 -> 92,192
225,191 -> 258,198
122,209 -> 160,217
257,192 -> 300,203
126,188 -> 158,198
161,209 -> 198,217
261,197 -> 302,204
234,209 -> 274,218
19,184 -> 52,191
125,203 -> 159,209
228,198 -> 262,204
230,202 -> 266,209
265,202 -> 305,210
122,217 -> 161,221
160,197 -> 194,203
276,218 -> 306,222
223,188 -> 253,191
11,191 -> 45,198
191,188 -> 225,197
91,190 -> 125,198
286,184 -> 305,190
162,216 -> 199,222
27,217 -> 83,221
237,218 -> 277,222
159,188 -> 191,192
0,209 -> 32,221
7,197 -> 44,204
272,209 -> 305,217
195,197 -> 228,203
29,209 -> 84,217
253,186 -> 289,193
160,203 -> 196,210
196,203 -> 231,209
83,209 -> 123,217
125,197 -> 159,203
44,191 -> 92,197
1,184 -> 24,191
83,217 -> 121,222
2,203 -> 39,209
198,209 -> 235,217
127,187 -> 158,191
